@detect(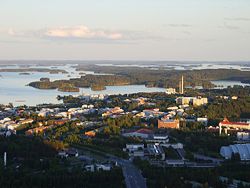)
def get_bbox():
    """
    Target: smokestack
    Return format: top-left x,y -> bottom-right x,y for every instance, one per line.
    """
181,75 -> 184,94
4,152 -> 6,167
179,75 -> 184,94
